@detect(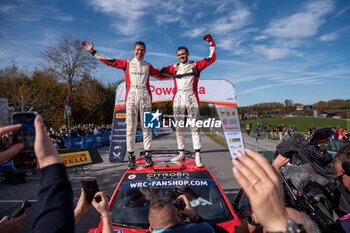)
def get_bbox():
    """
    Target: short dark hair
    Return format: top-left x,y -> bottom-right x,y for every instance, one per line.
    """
148,198 -> 178,230
134,41 -> 146,50
149,198 -> 170,210
177,46 -> 189,54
